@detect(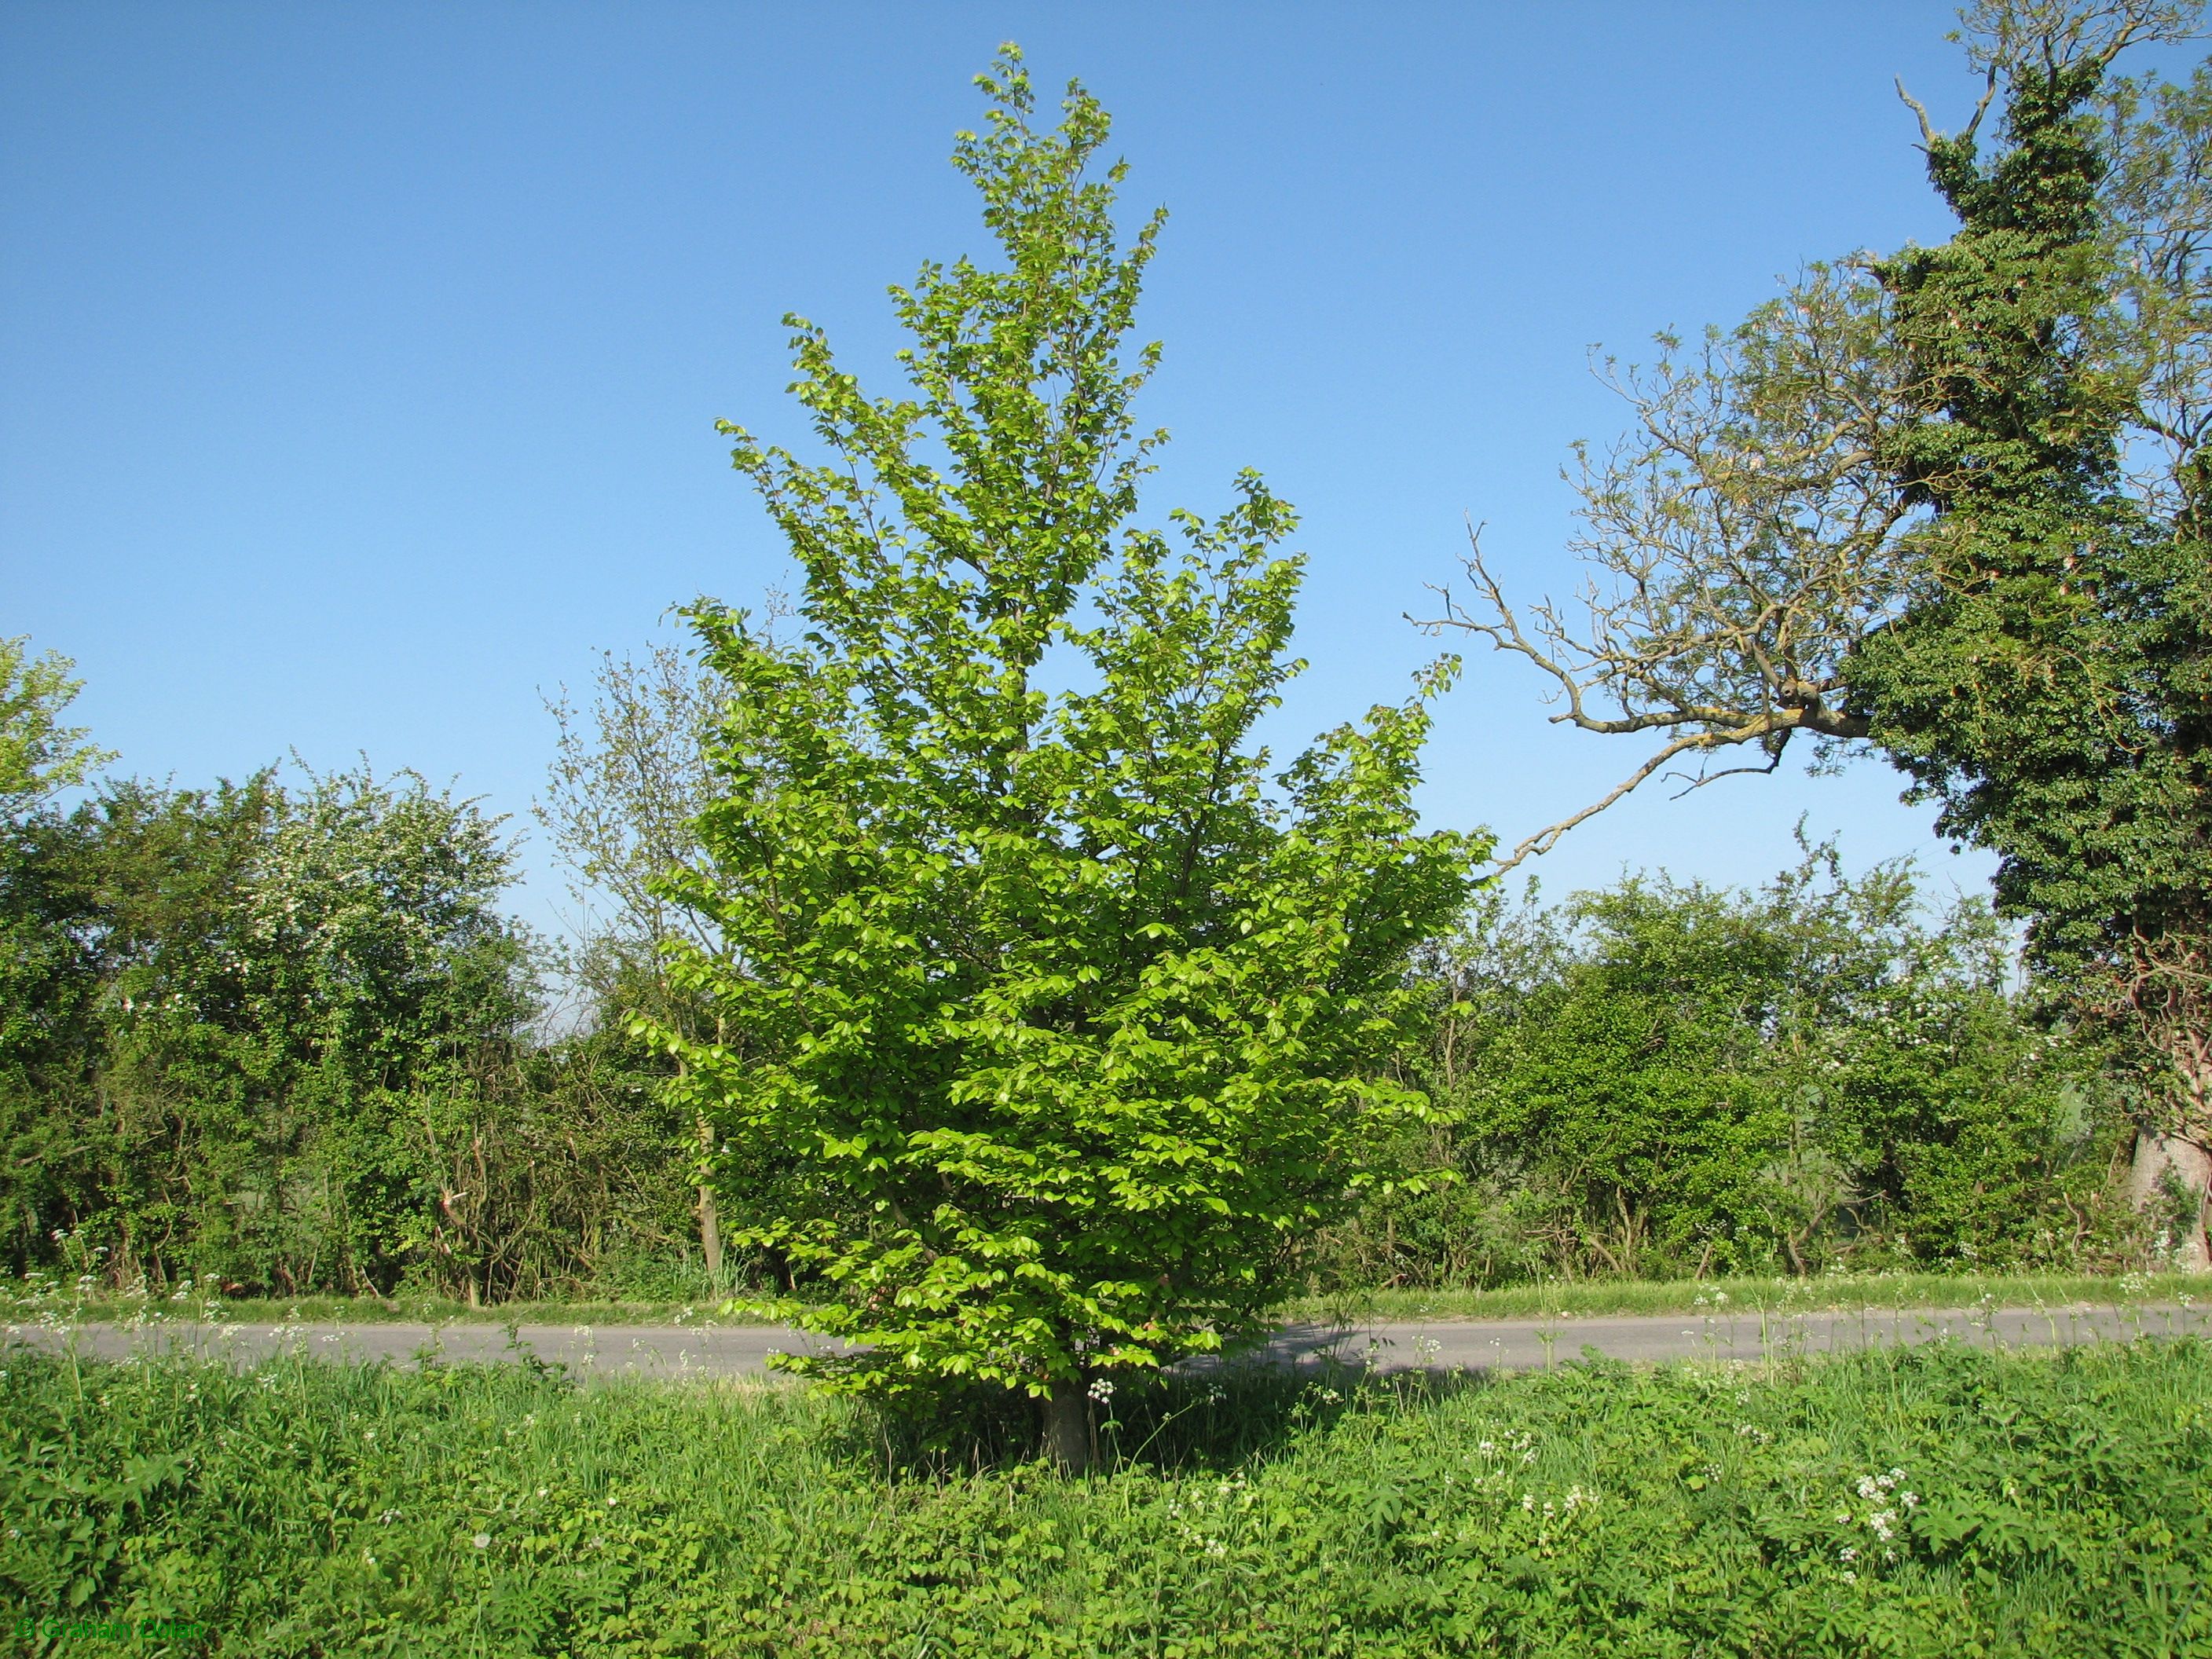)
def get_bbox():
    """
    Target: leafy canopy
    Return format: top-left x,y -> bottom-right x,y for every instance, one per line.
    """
0,636 -> 113,821
654,49 -> 1482,1407
1849,2 -> 2212,1137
